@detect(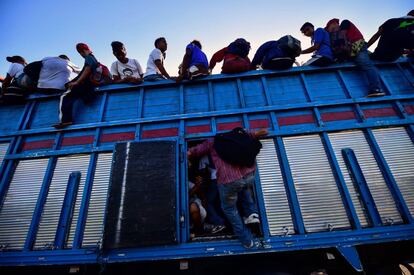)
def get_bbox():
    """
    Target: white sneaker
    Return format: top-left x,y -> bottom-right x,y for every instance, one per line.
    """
244,213 -> 260,224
